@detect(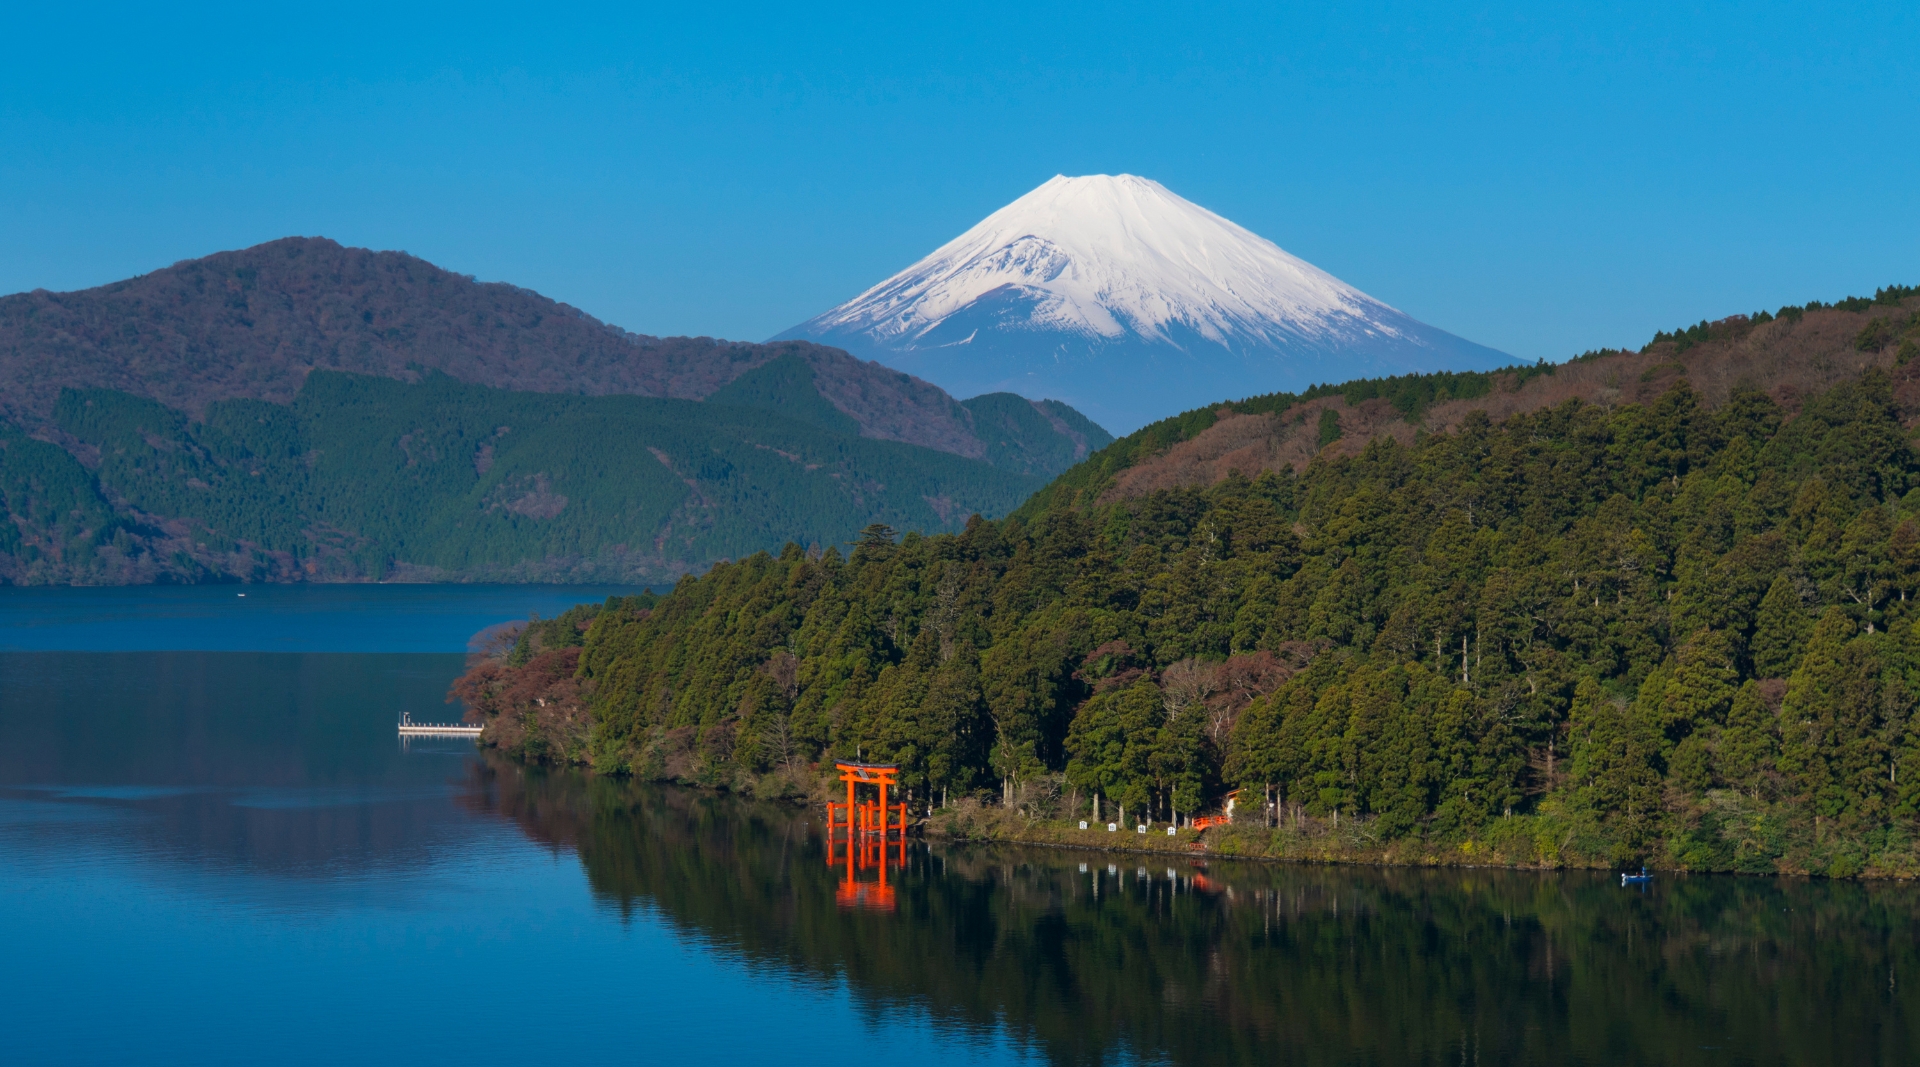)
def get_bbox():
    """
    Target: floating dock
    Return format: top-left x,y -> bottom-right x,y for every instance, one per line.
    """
397,712 -> 482,737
